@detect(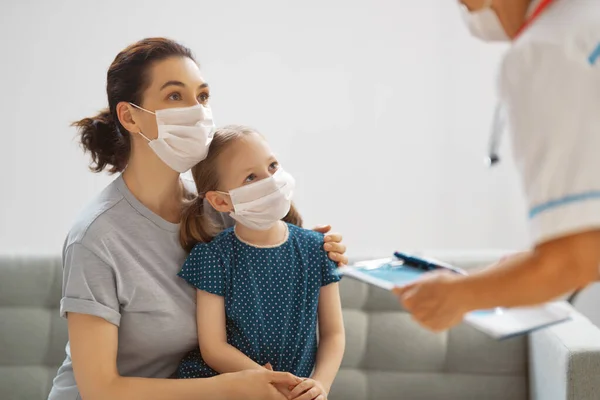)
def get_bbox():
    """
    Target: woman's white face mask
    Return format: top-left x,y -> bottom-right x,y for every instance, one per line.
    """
130,102 -> 215,173
459,0 -> 509,42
